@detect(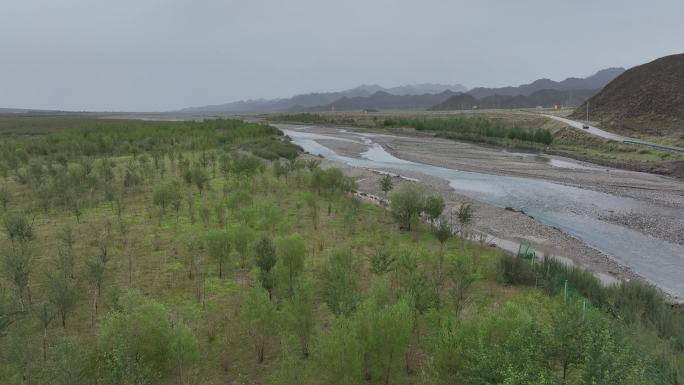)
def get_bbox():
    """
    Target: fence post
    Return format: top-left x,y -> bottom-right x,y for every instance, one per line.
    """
564,280 -> 568,303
